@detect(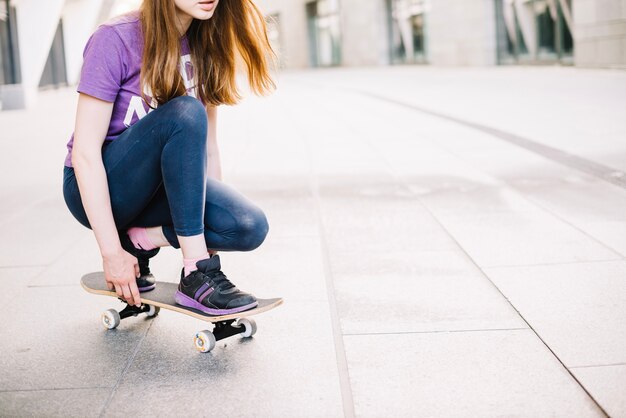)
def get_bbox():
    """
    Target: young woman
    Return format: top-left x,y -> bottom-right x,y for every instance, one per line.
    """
62,0 -> 275,314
